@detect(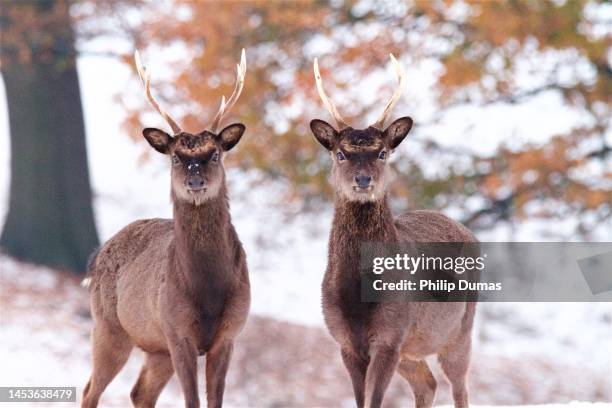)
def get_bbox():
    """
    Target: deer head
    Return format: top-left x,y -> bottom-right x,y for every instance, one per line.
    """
135,50 -> 246,205
310,54 -> 413,202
